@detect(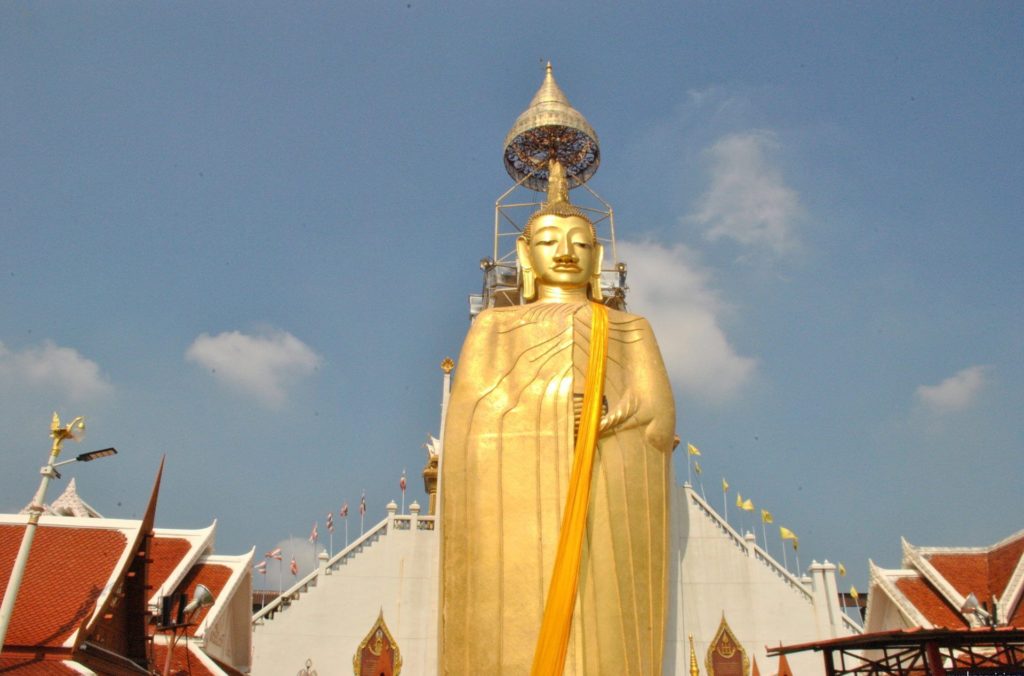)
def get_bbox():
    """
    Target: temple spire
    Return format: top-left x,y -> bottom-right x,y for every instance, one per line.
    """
528,61 -> 569,108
